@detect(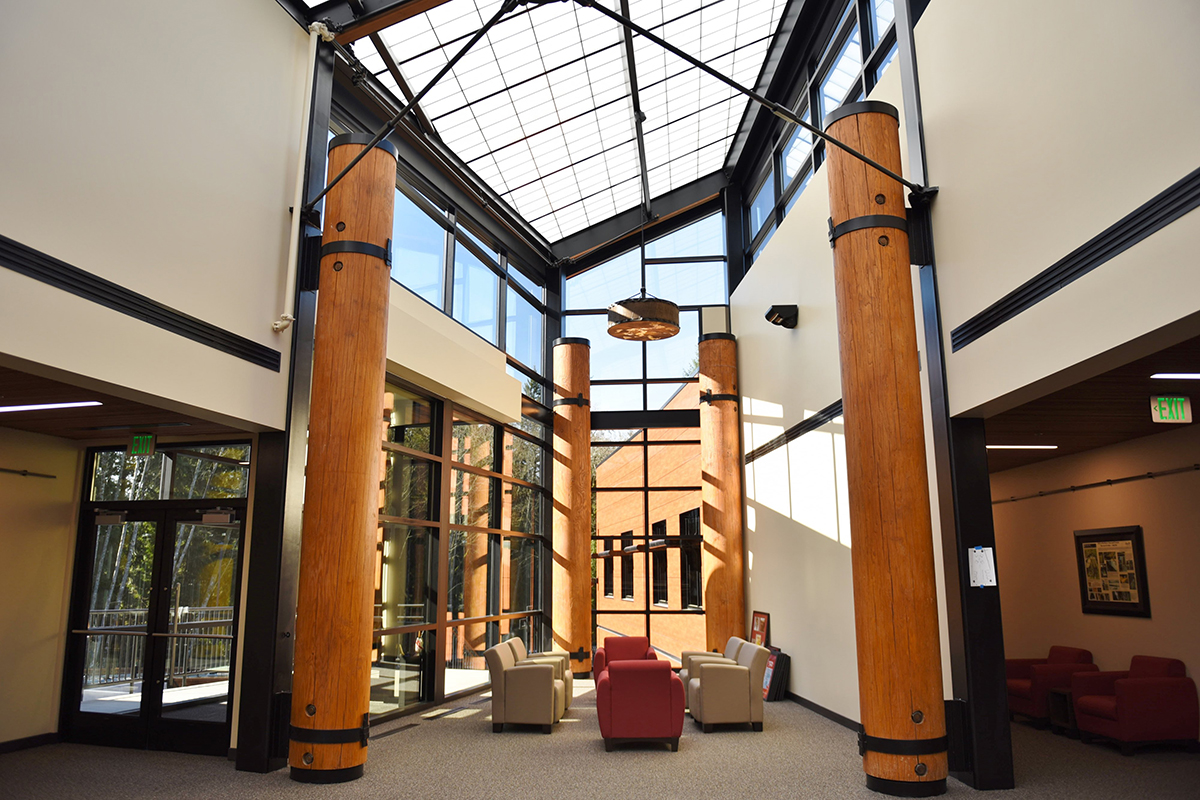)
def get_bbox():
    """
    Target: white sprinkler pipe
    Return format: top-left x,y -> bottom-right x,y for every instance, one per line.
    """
275,23 -> 335,333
